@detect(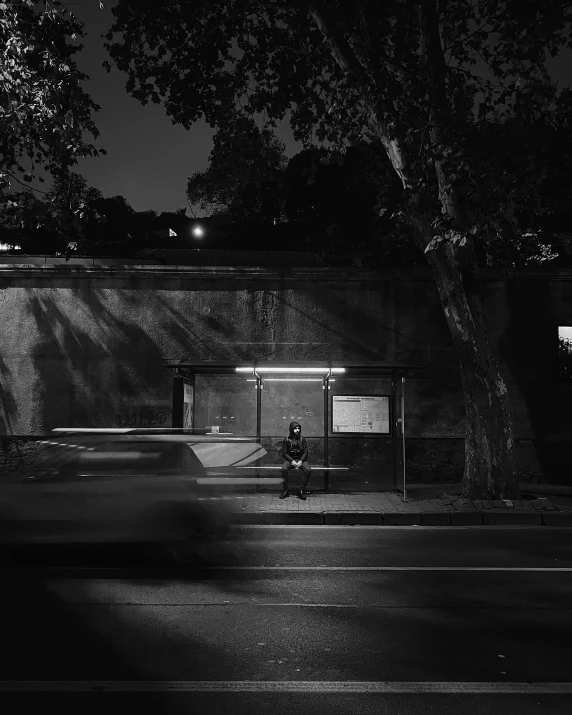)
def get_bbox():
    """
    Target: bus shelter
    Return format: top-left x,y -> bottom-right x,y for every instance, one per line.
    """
166,361 -> 422,496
